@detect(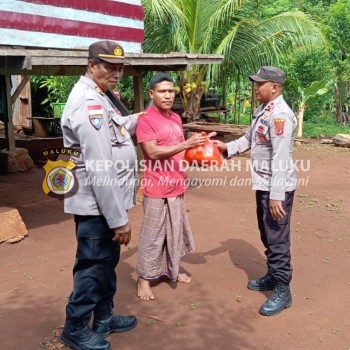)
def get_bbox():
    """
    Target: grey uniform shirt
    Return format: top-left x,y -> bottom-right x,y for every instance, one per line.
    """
226,94 -> 297,201
61,76 -> 138,228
